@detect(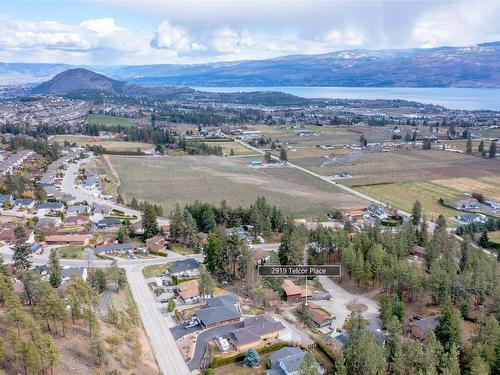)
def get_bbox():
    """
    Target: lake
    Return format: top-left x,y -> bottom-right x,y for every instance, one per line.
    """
193,86 -> 500,111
